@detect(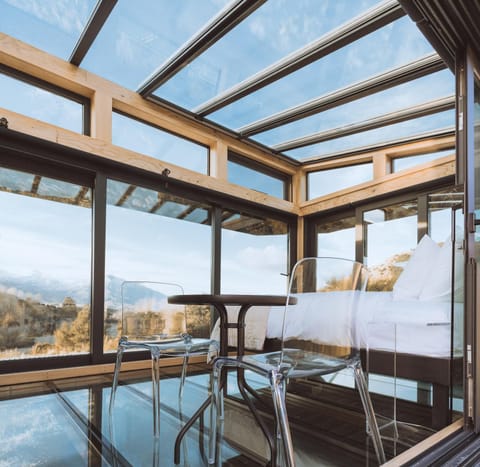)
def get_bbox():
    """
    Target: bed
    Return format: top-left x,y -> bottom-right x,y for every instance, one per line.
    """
211,235 -> 464,429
